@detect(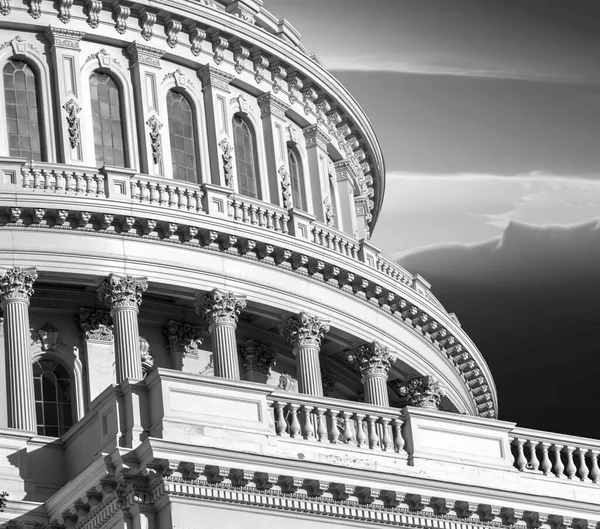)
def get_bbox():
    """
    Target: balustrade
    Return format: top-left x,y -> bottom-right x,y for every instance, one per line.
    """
130,175 -> 204,213
510,429 -> 600,483
269,392 -> 404,453
21,164 -> 106,196
310,222 -> 360,260
227,194 -> 289,234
